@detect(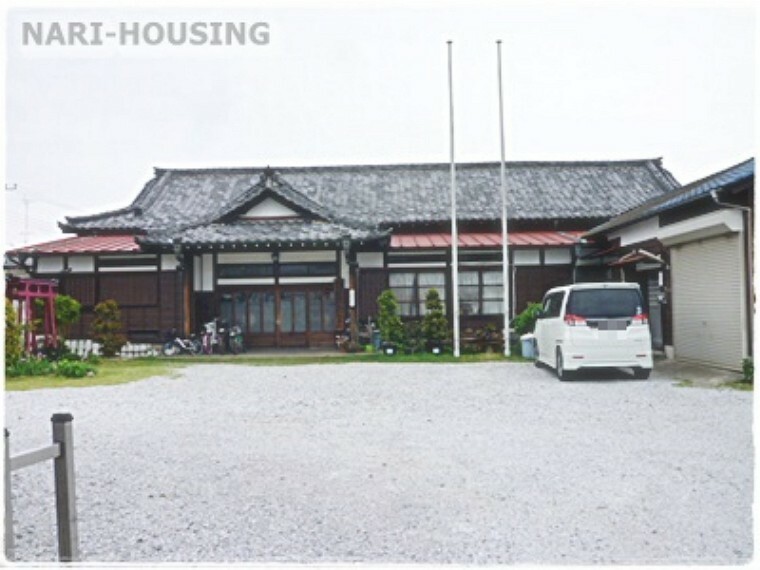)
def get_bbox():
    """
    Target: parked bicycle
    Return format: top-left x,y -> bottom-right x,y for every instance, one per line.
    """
200,318 -> 245,355
200,319 -> 223,355
162,330 -> 202,356
227,324 -> 245,355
